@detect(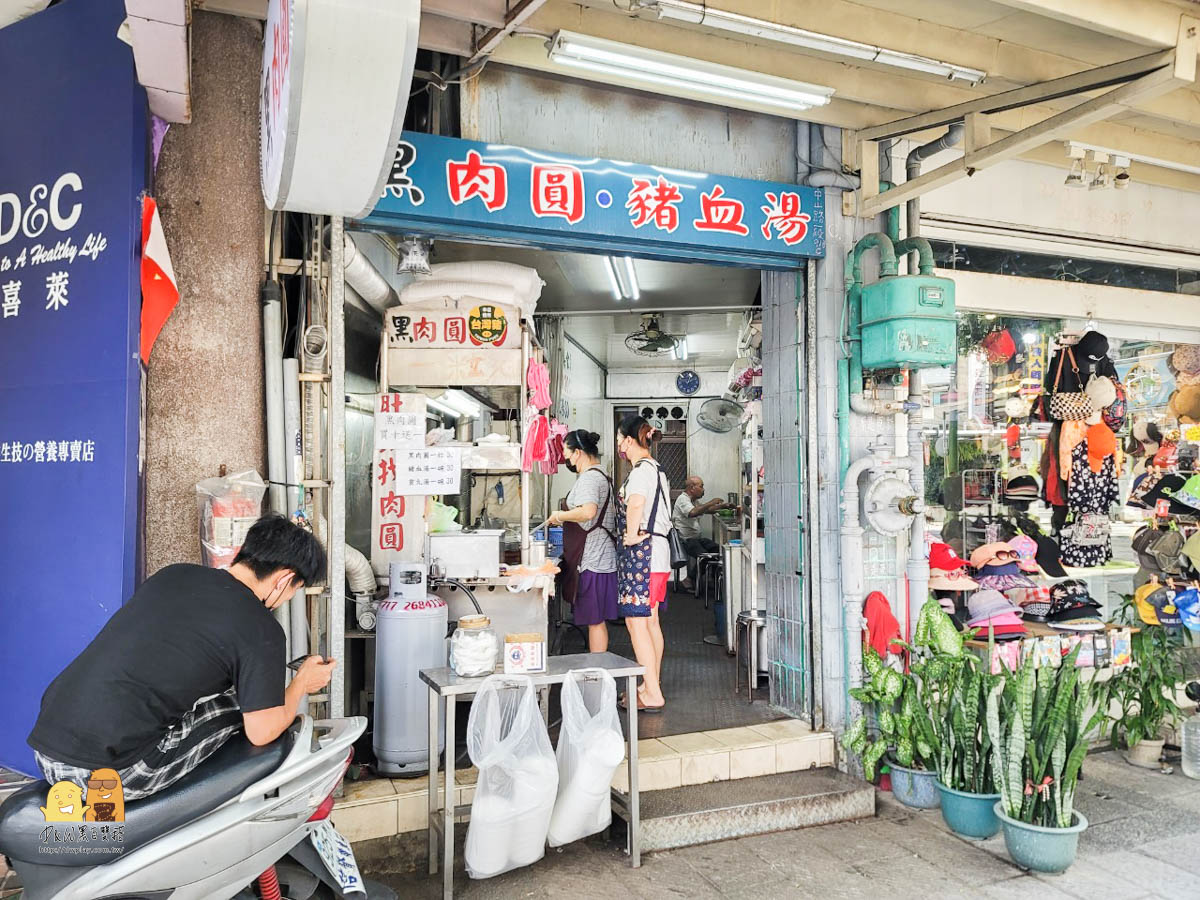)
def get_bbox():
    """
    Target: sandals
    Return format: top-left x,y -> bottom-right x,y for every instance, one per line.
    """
618,693 -> 665,714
